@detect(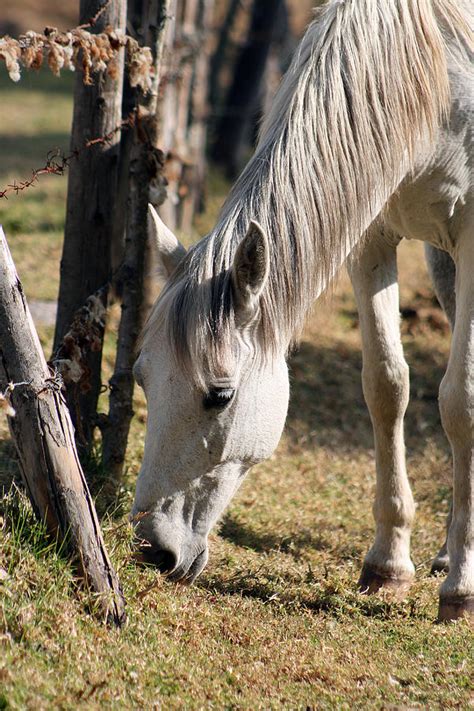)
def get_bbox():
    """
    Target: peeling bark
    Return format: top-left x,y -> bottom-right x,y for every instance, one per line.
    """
0,227 -> 126,627
100,0 -> 171,486
53,0 -> 127,455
